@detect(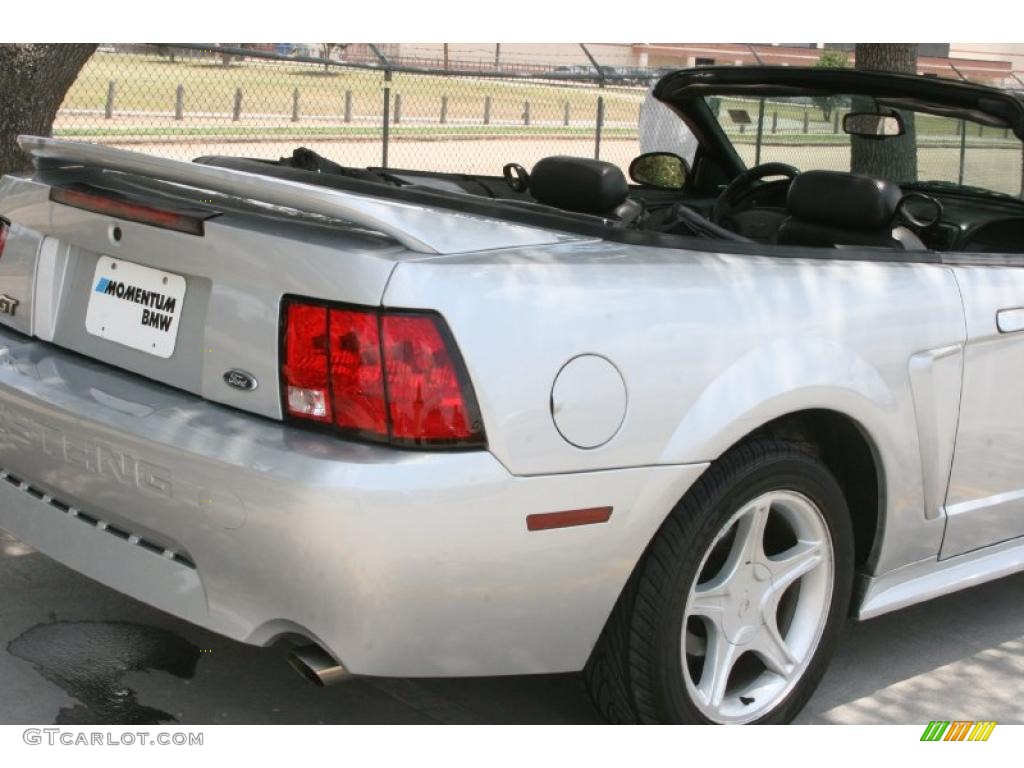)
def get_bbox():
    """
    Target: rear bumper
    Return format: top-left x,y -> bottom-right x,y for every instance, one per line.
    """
0,329 -> 706,676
